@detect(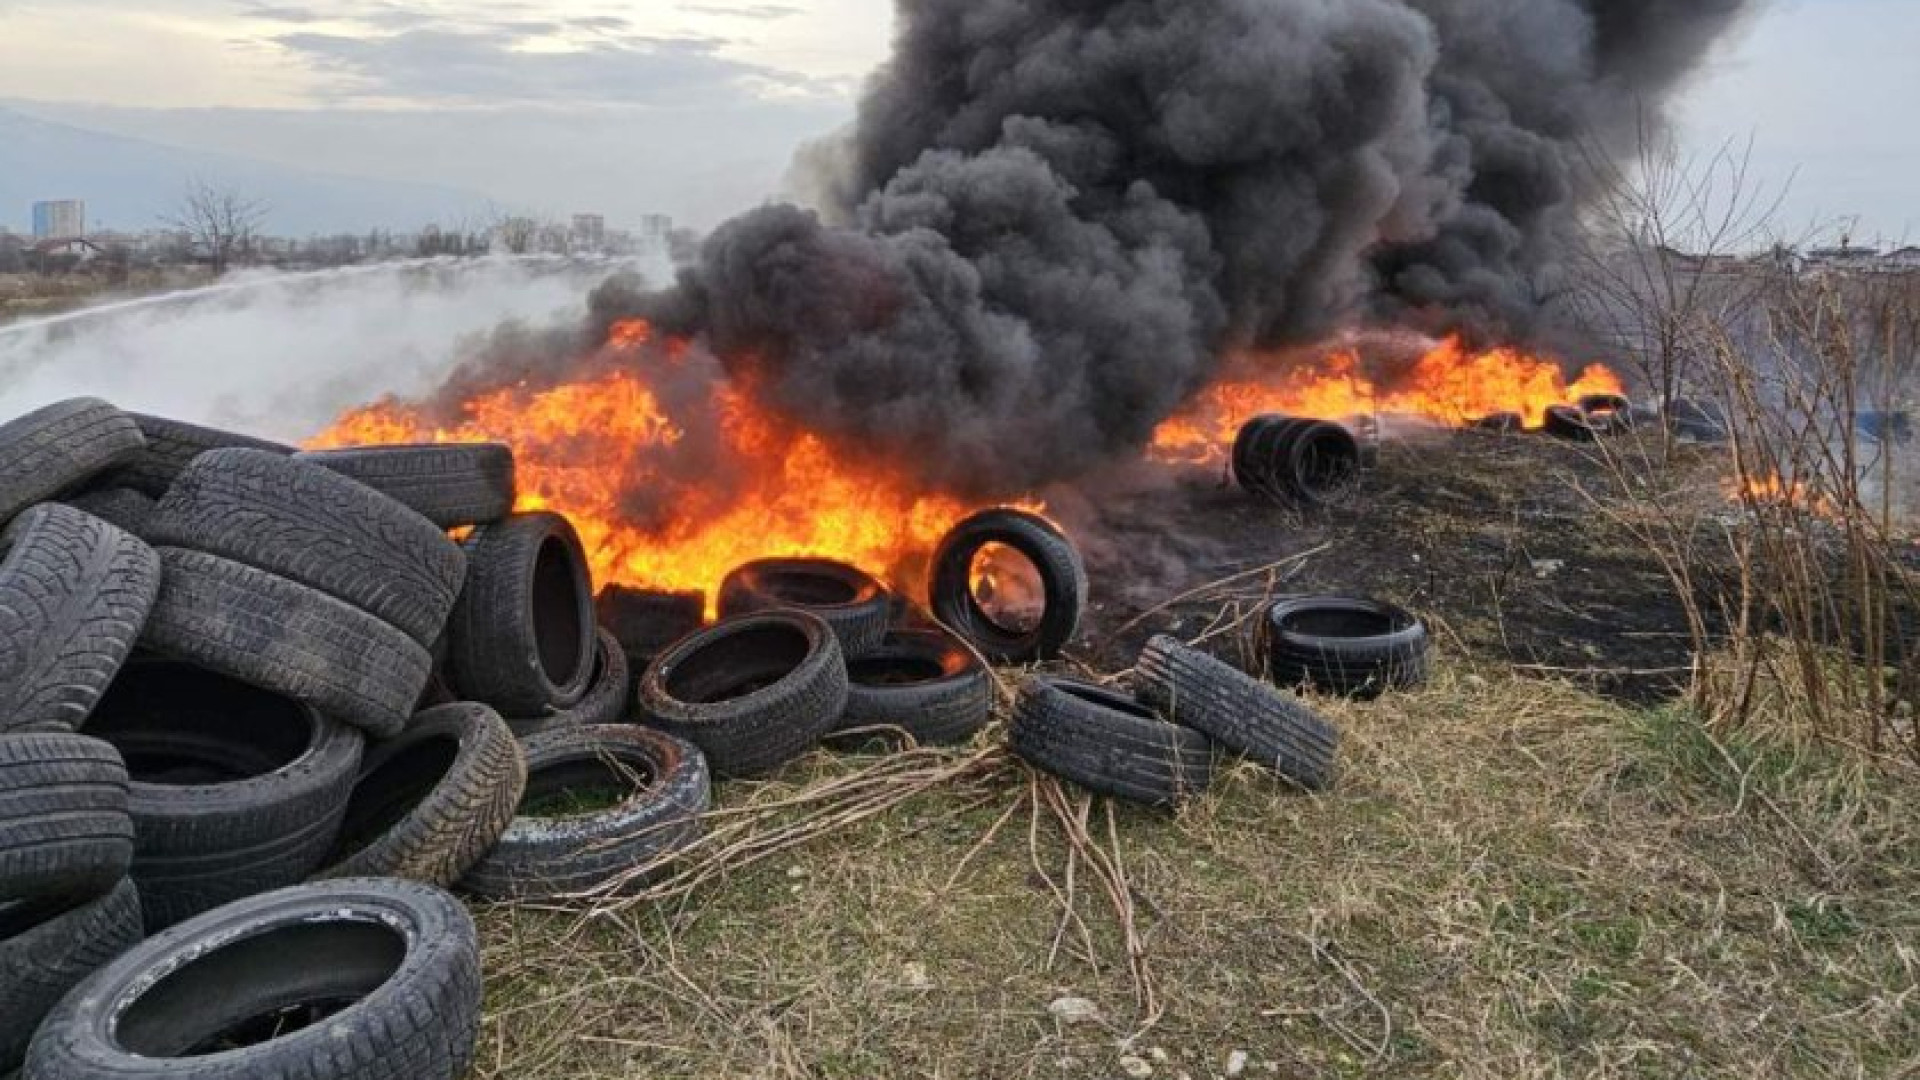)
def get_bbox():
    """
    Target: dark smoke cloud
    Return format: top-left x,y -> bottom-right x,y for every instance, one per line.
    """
594,0 -> 1752,497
